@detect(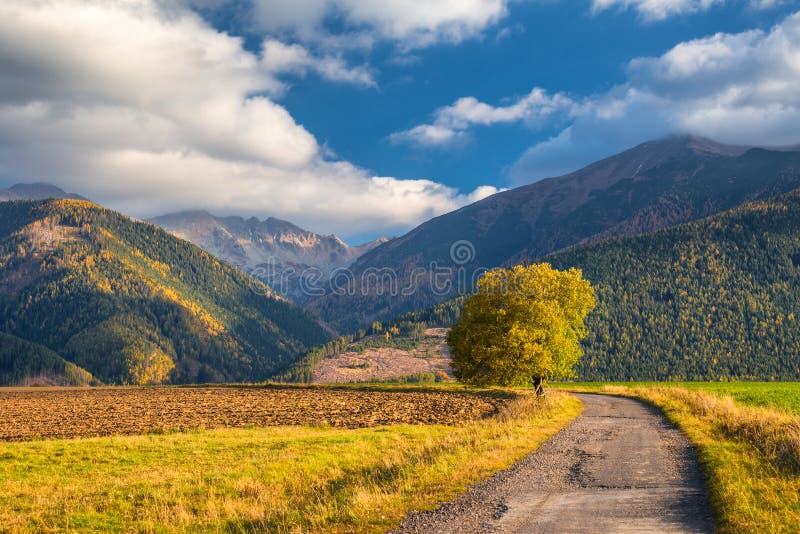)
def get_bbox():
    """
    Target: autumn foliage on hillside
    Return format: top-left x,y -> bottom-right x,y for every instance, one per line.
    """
0,200 -> 329,385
